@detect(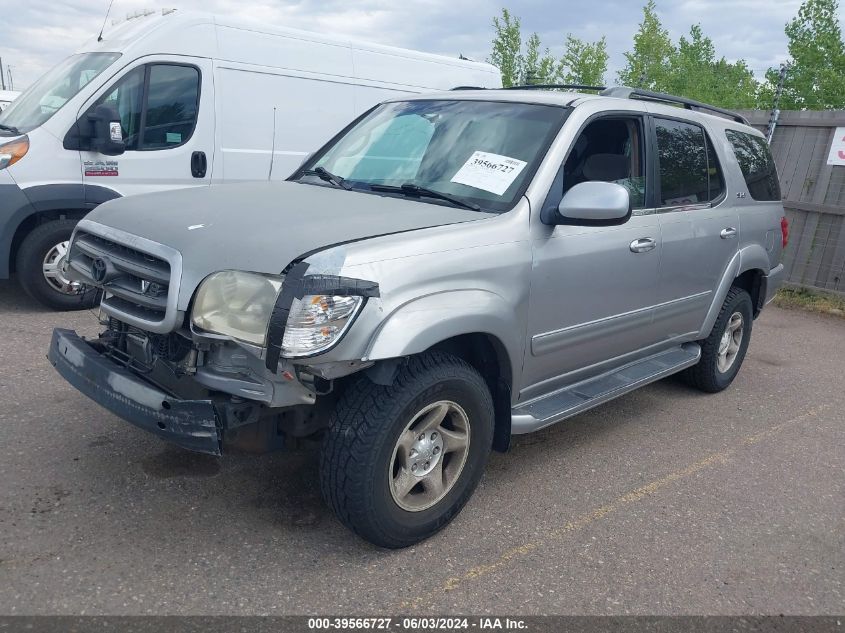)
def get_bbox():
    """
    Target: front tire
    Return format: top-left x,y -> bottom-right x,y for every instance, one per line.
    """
16,219 -> 99,311
320,351 -> 494,548
682,286 -> 753,393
